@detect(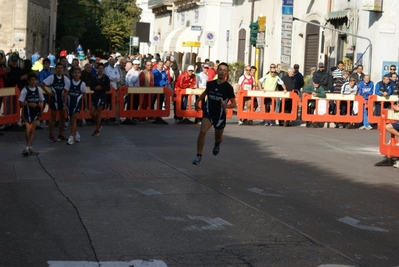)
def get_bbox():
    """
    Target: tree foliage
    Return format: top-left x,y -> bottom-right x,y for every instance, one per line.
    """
56,0 -> 141,54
